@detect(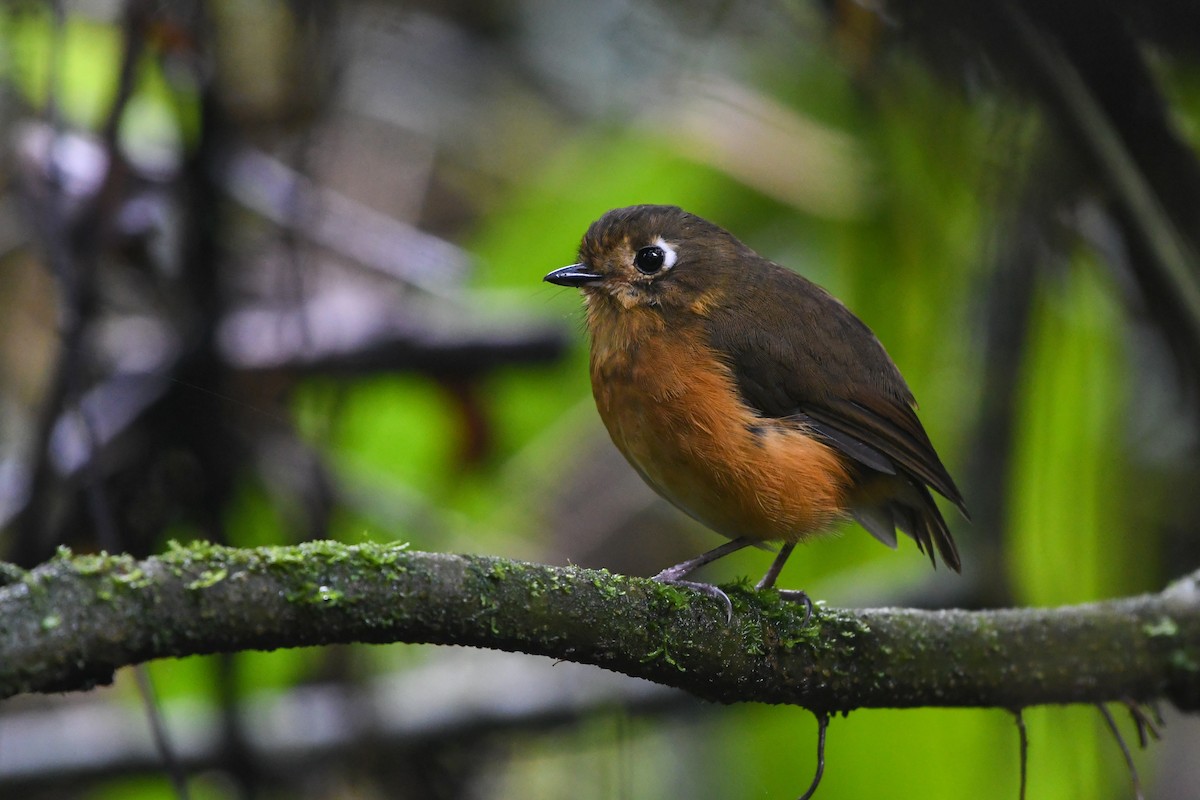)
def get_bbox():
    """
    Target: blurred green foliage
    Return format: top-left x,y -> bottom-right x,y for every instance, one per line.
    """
4,10 -> 124,128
